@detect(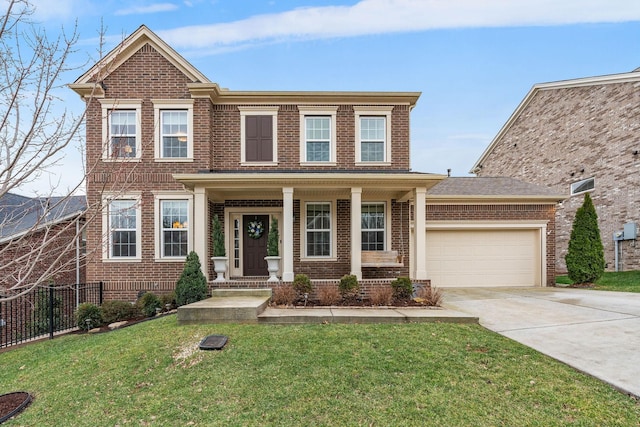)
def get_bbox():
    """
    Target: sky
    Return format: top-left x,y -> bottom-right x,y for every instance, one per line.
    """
18,0 -> 640,195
